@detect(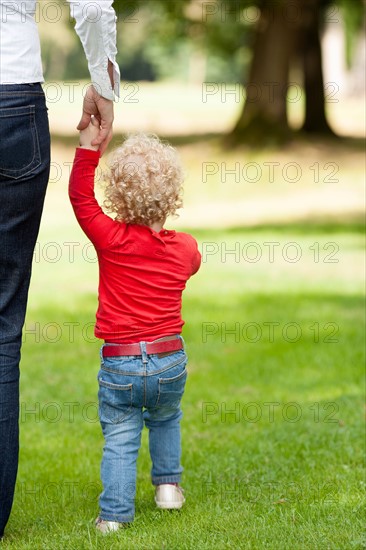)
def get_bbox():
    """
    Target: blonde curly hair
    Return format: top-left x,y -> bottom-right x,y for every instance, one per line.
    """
103,134 -> 184,225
